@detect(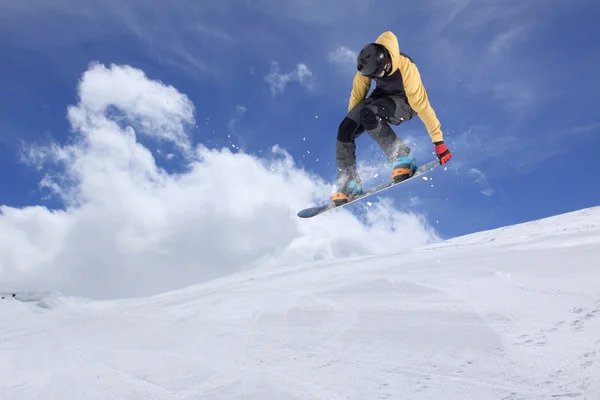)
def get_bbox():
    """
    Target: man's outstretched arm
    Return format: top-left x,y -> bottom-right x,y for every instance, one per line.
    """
399,56 -> 443,143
